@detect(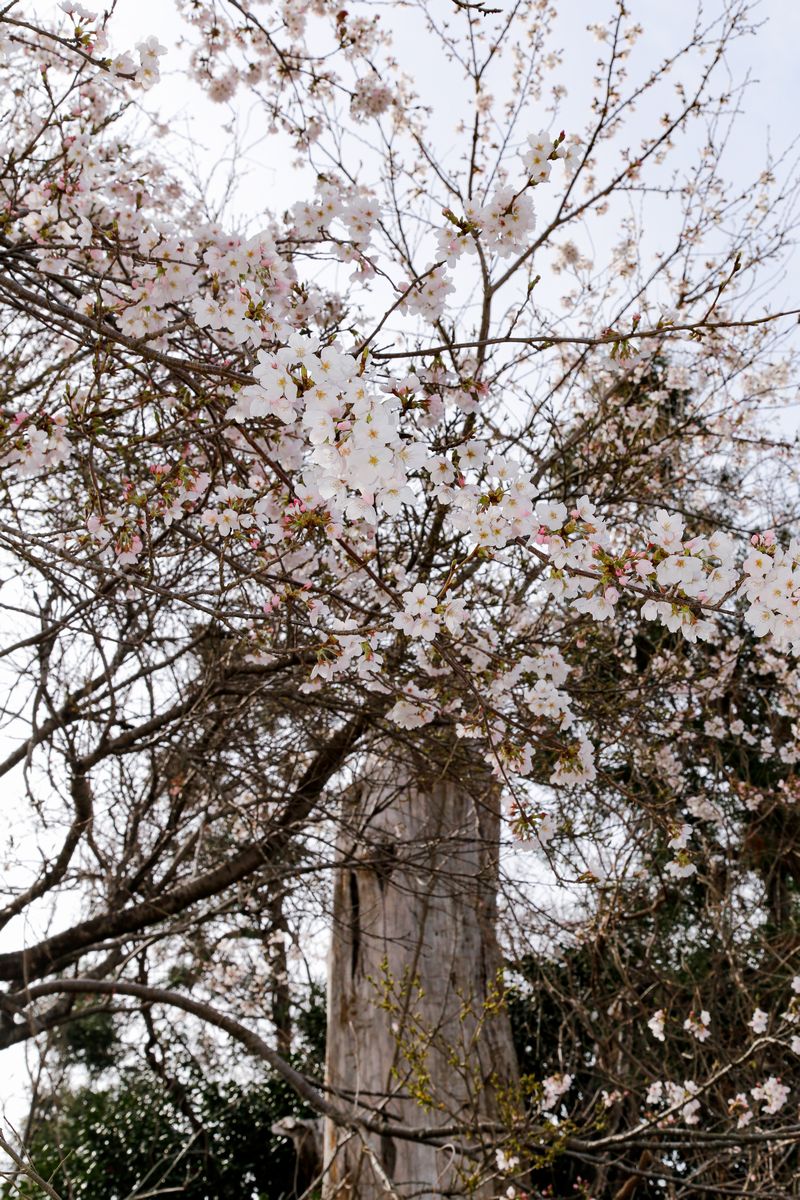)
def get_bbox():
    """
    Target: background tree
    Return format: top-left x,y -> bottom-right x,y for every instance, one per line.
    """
2,1005 -> 324,1200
